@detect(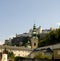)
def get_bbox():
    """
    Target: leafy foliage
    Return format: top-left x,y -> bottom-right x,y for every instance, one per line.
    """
14,56 -> 25,61
38,29 -> 60,47
34,52 -> 52,59
8,51 -> 15,59
11,36 -> 29,46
